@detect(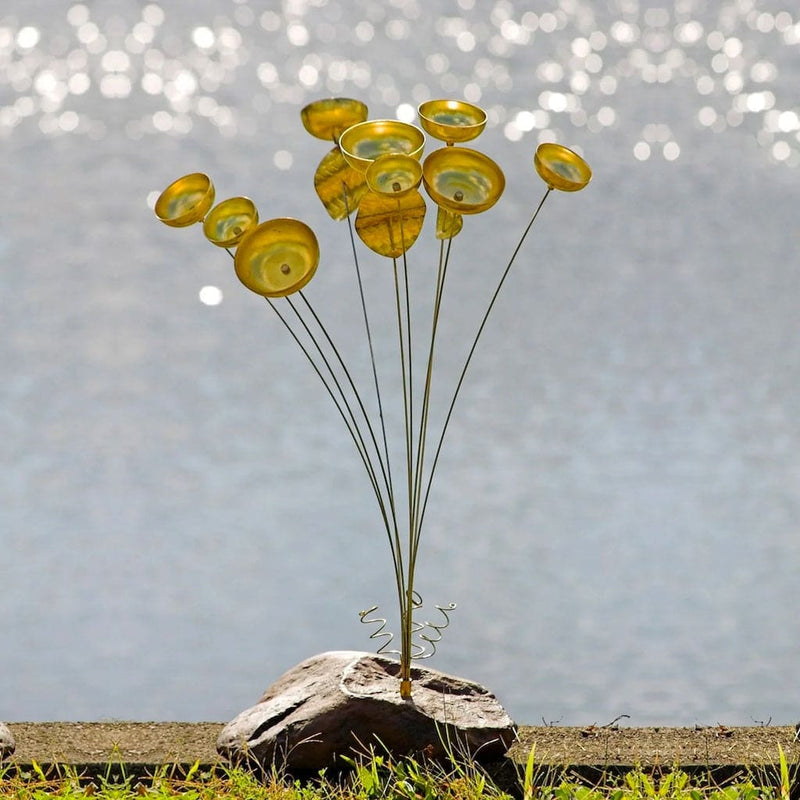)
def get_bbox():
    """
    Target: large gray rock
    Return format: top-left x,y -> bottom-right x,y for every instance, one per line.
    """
217,651 -> 517,771
0,722 -> 15,760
